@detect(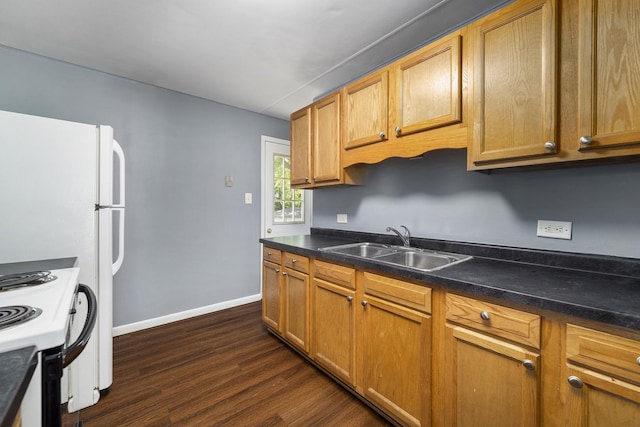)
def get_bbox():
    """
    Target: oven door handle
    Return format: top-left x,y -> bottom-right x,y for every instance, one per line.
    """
63,284 -> 98,368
